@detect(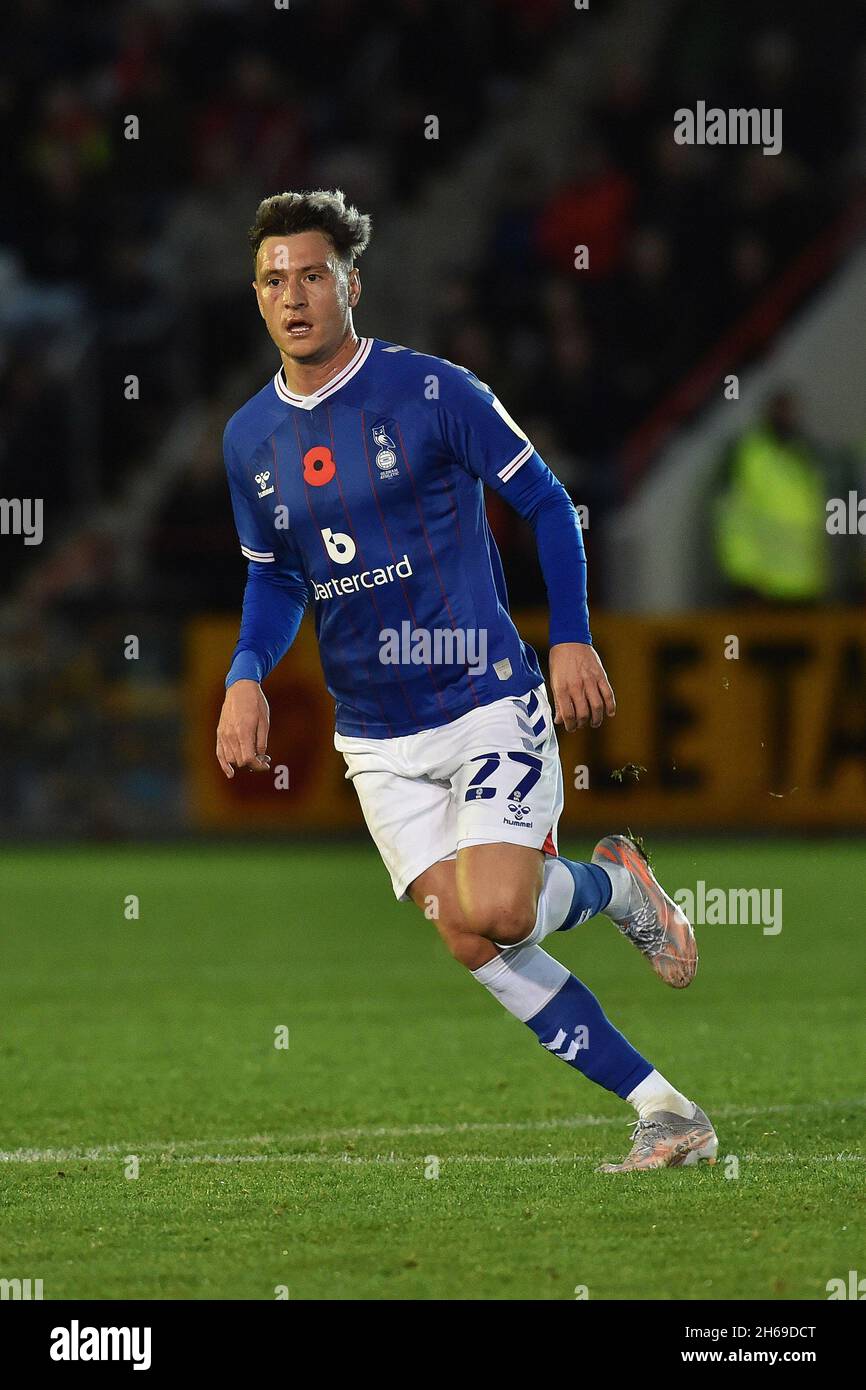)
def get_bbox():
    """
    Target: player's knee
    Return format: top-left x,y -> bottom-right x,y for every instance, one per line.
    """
462,898 -> 537,947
